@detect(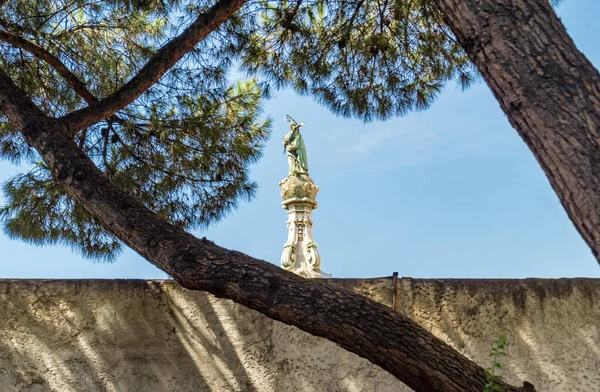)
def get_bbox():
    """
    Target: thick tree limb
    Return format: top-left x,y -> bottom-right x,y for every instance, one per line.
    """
431,0 -> 600,264
0,29 -> 97,103
60,0 -> 247,134
0,70 -> 531,392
